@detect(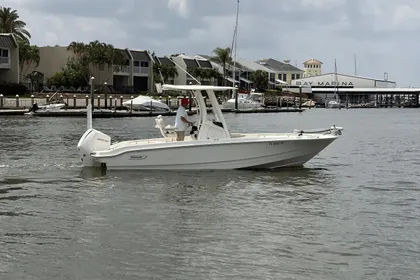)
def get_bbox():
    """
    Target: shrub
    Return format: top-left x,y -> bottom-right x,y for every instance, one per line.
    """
0,83 -> 30,96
